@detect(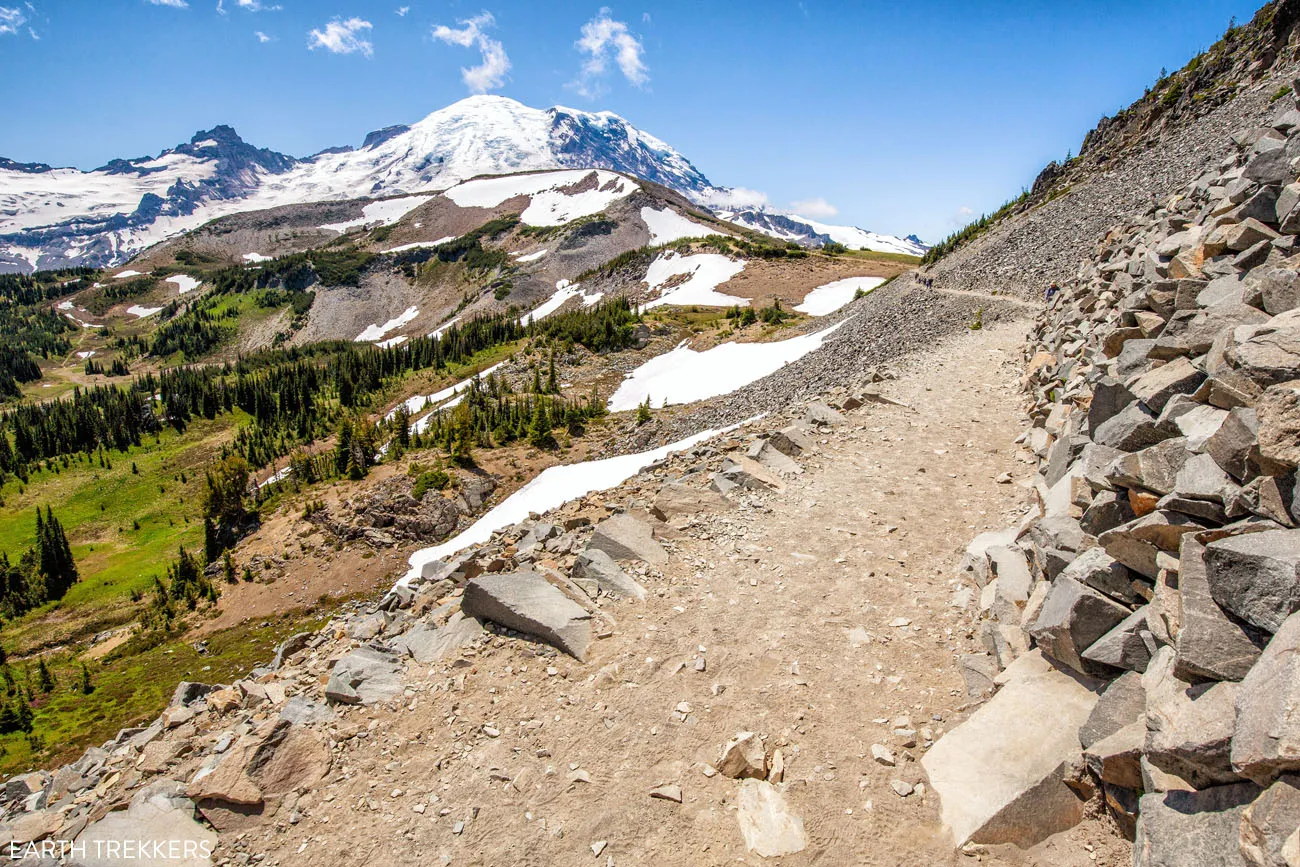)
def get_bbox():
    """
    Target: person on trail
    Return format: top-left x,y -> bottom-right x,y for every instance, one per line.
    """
1045,283 -> 1060,302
